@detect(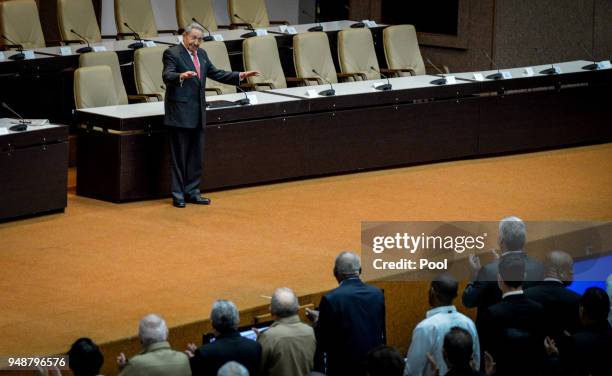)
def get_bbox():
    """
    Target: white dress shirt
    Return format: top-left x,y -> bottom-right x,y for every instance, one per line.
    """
404,305 -> 480,376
